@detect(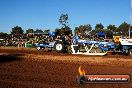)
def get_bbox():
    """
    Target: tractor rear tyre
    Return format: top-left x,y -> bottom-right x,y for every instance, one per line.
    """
54,41 -> 64,53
